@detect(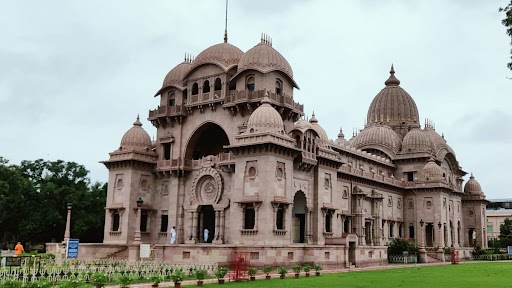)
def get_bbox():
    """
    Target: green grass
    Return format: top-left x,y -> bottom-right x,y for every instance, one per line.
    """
192,262 -> 511,288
